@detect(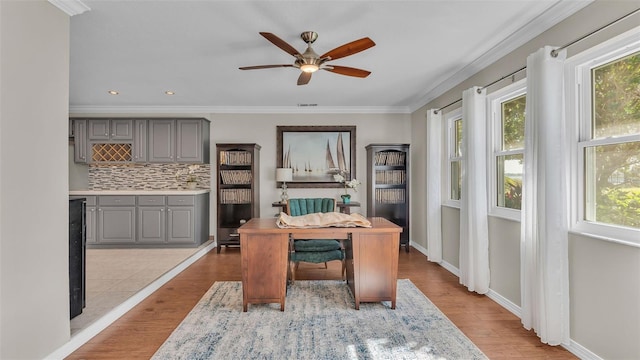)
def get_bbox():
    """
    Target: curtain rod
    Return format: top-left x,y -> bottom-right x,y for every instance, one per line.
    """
433,7 -> 639,114
434,66 -> 525,114
551,7 -> 640,57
